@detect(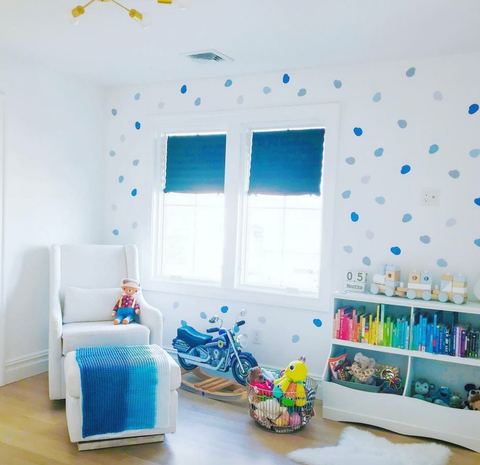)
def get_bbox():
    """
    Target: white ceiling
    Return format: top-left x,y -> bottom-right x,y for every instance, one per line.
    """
1,0 -> 480,86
